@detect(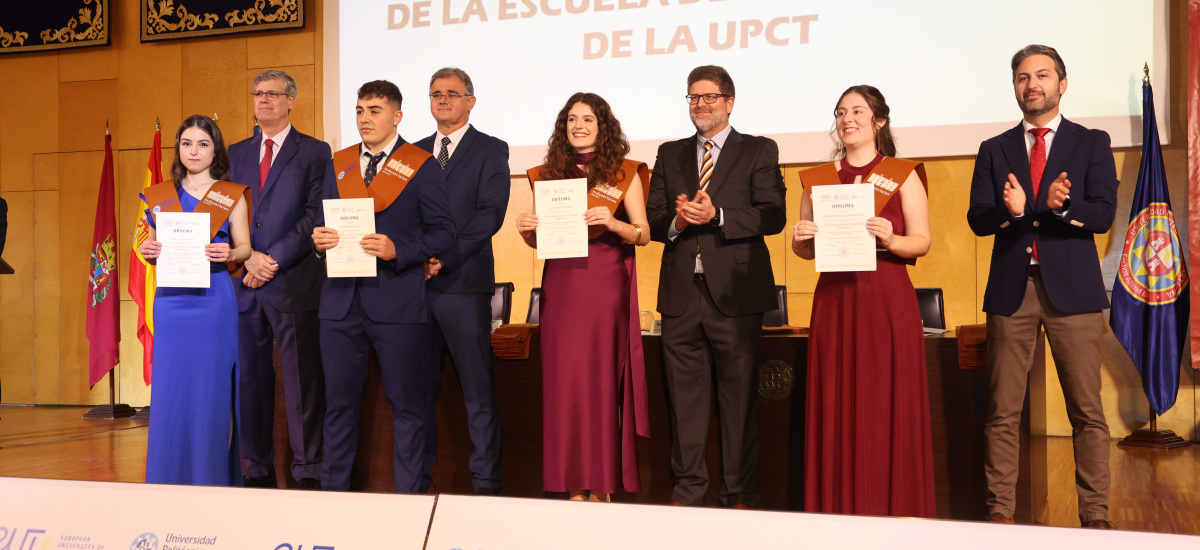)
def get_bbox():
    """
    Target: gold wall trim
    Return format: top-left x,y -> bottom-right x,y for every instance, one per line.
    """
0,1 -> 110,55
141,0 -> 305,43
